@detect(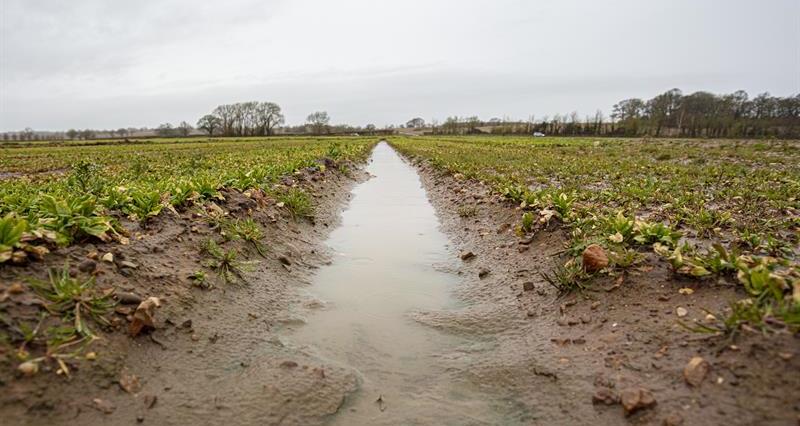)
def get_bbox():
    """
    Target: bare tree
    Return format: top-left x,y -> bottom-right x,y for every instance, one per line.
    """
178,121 -> 193,137
197,115 -> 222,137
256,102 -> 284,136
80,129 -> 96,140
156,123 -> 174,137
306,111 -> 330,134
